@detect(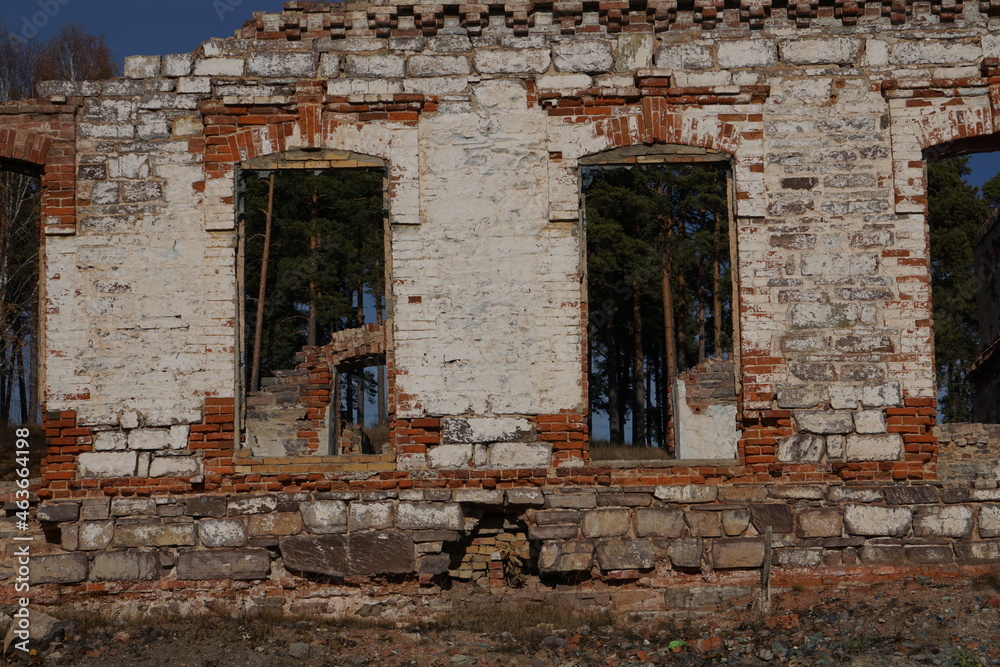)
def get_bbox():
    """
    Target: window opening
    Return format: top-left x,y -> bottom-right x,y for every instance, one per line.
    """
582,146 -> 737,461
238,162 -> 388,457
922,149 -> 1000,423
